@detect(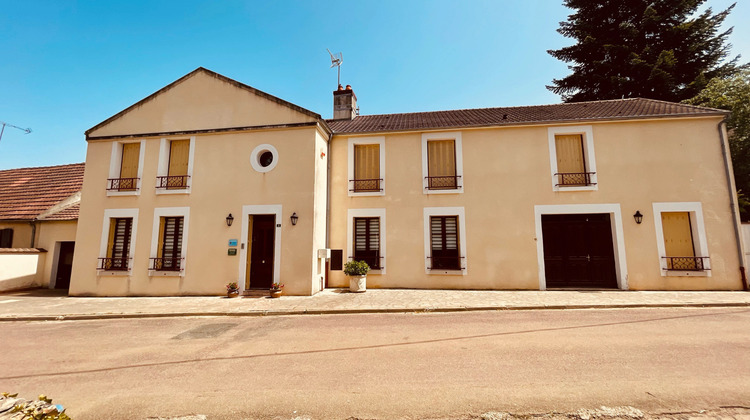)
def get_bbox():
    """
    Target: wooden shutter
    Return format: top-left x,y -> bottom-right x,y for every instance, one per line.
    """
107,218 -> 132,269
555,134 -> 585,173
353,217 -> 380,269
430,216 -> 460,269
0,228 -> 13,248
662,212 -> 696,269
159,217 -> 183,270
168,140 -> 190,177
354,144 -> 379,180
119,143 -> 140,190
428,140 -> 456,177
